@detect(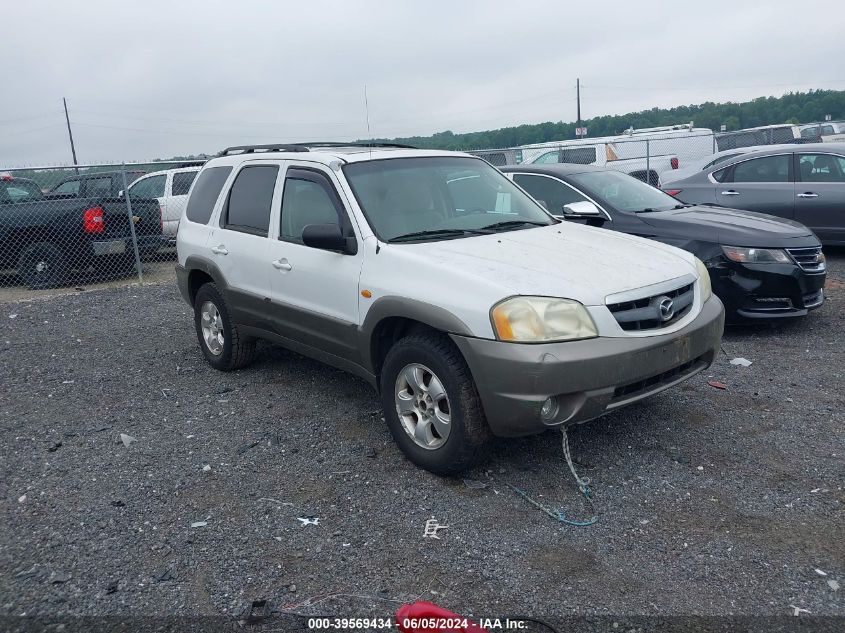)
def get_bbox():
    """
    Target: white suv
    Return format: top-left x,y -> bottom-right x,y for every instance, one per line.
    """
176,143 -> 724,474
128,165 -> 201,240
